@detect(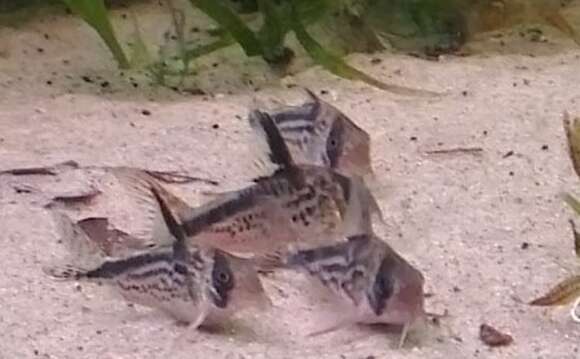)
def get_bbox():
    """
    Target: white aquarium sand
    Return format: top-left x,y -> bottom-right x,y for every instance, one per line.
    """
1,2 -> 580,358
